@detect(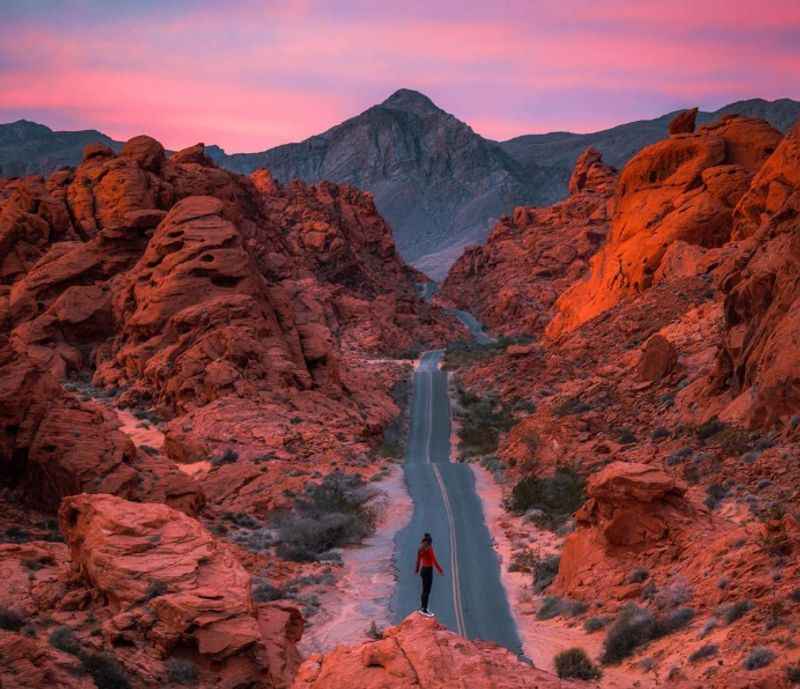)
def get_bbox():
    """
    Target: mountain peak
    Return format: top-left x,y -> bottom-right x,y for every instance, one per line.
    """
380,89 -> 440,115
